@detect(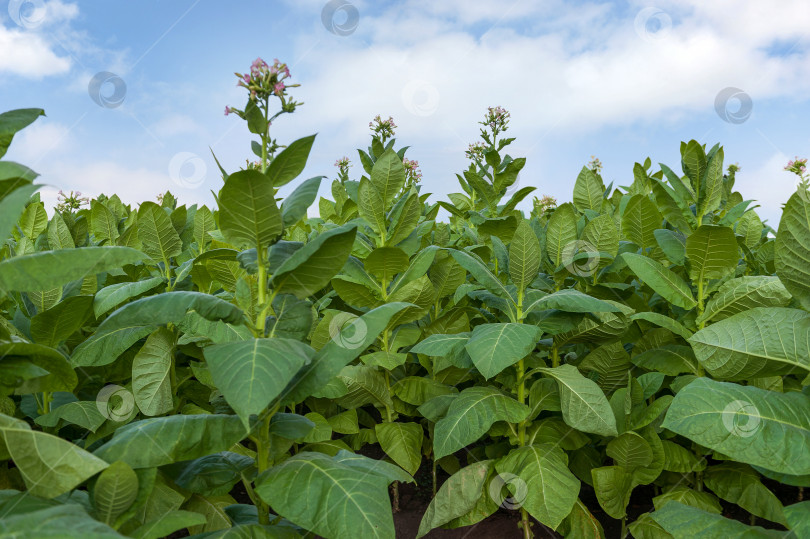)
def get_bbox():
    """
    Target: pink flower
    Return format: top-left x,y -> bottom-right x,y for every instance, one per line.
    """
274,82 -> 285,95
225,106 -> 232,116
